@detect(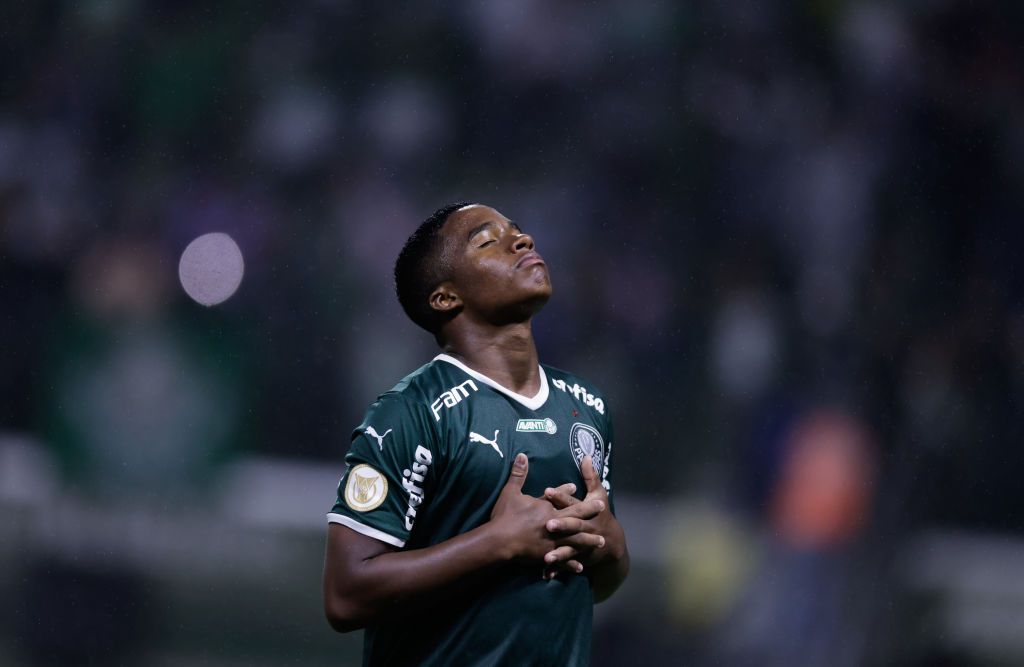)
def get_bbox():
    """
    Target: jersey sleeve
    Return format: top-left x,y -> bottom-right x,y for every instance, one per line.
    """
601,403 -> 617,515
327,394 -> 439,548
